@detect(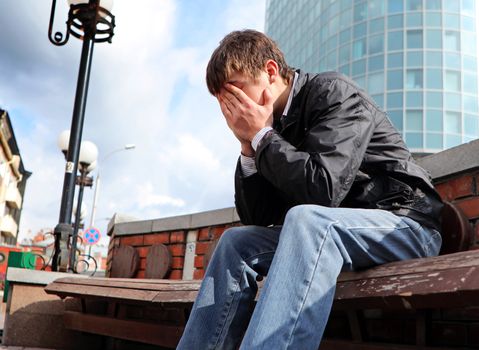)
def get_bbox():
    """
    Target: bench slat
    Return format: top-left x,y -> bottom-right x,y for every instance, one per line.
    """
64,310 -> 183,347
